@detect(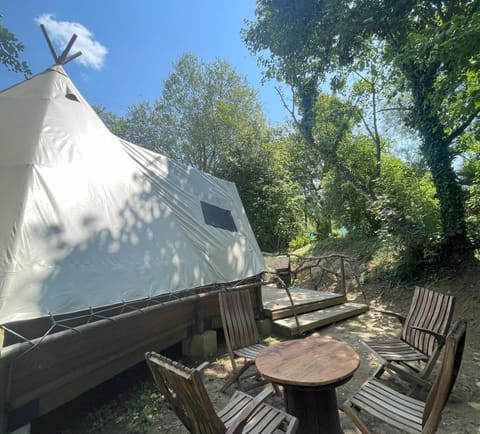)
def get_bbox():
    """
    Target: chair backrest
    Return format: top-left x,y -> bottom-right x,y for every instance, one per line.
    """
219,289 -> 260,353
422,319 -> 467,433
401,286 -> 455,356
145,351 -> 225,434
